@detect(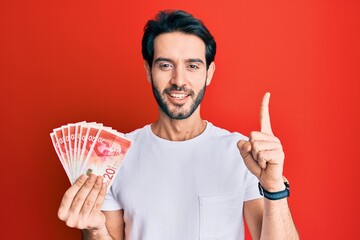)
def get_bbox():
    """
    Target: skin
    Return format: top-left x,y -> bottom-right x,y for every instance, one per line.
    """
57,32 -> 299,240
239,93 -> 299,239
146,32 -> 215,141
